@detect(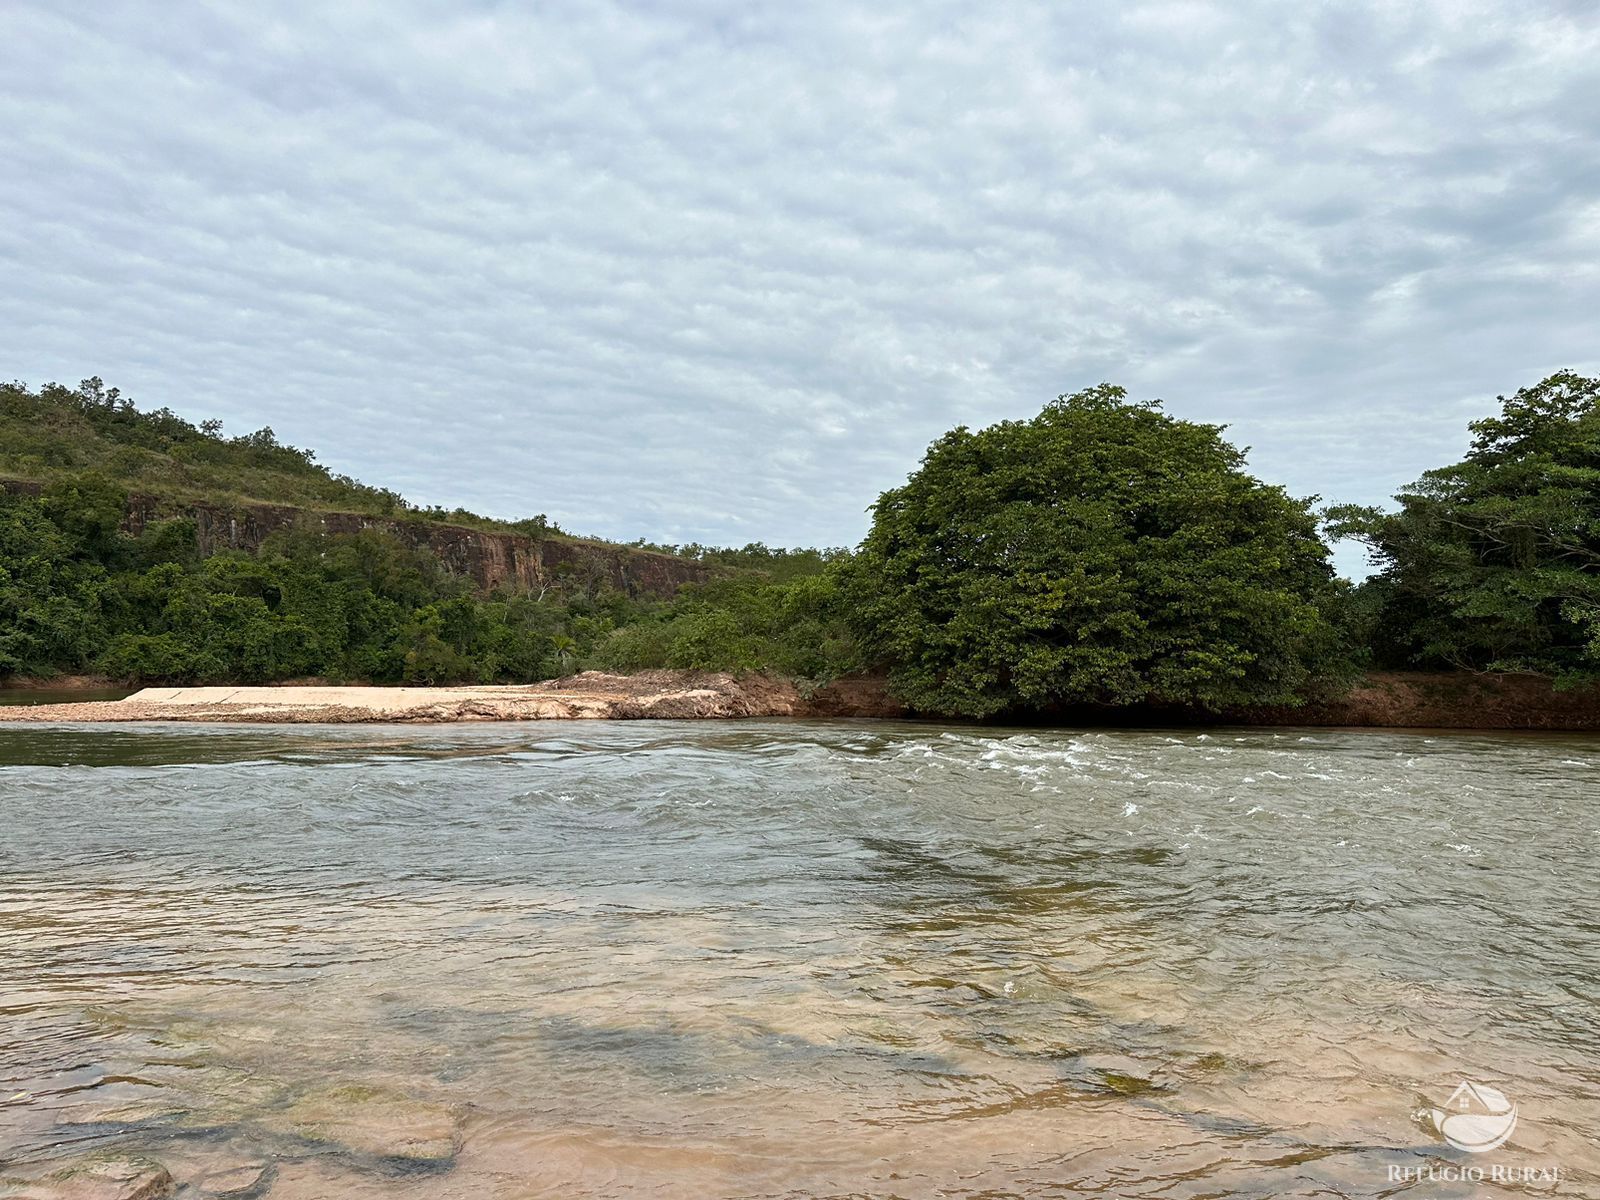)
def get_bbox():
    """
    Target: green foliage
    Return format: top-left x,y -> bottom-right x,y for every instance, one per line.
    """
665,610 -> 759,671
591,569 -> 861,681
0,472 -> 857,687
623,541 -> 849,583
595,620 -> 677,672
0,484 -> 556,684
0,481 -> 114,675
1327,371 -> 1600,681
847,384 -> 1345,717
41,475 -> 130,561
27,368 -> 1600,709
0,377 -> 566,538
